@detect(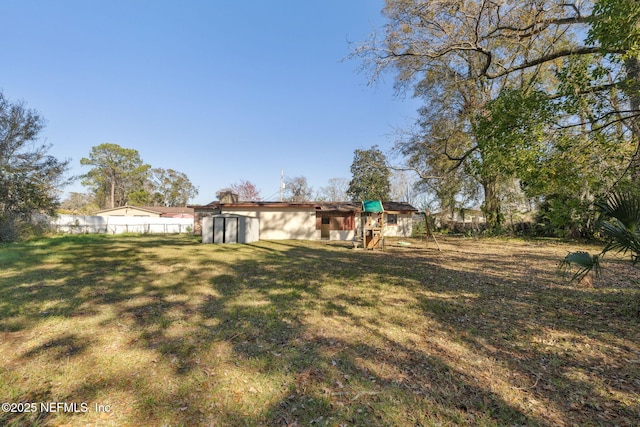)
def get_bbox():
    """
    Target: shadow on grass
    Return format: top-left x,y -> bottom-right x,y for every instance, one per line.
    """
182,242 -> 545,425
0,234 -> 155,326
21,333 -> 91,360
0,235 -> 638,425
